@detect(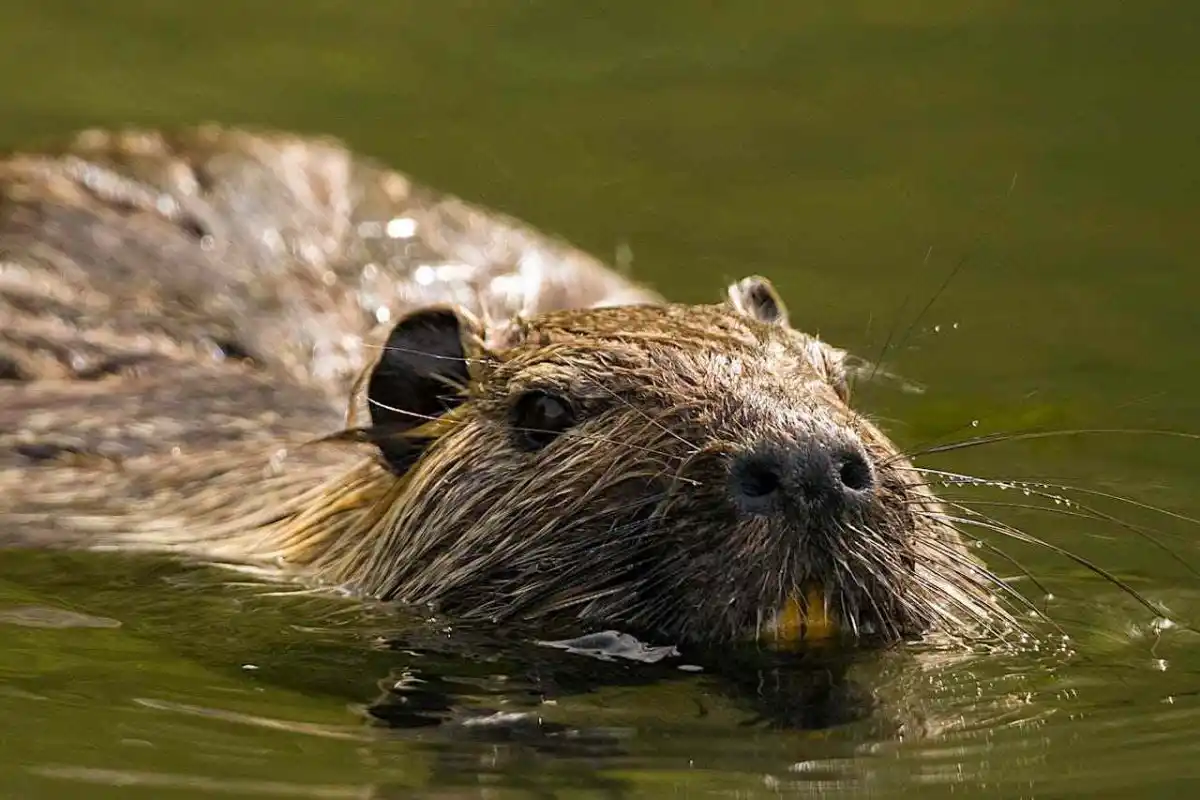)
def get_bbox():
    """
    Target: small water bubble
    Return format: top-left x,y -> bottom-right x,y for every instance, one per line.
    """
971,420 -> 980,427
242,664 -> 259,671
933,324 -> 941,333
952,322 -> 960,329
